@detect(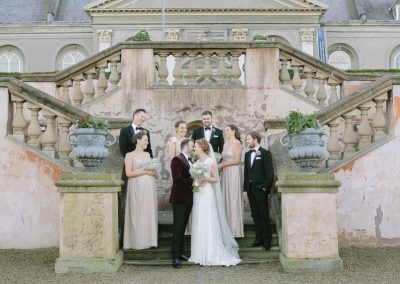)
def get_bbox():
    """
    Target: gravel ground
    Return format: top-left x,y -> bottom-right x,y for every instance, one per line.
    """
1,247 -> 400,284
